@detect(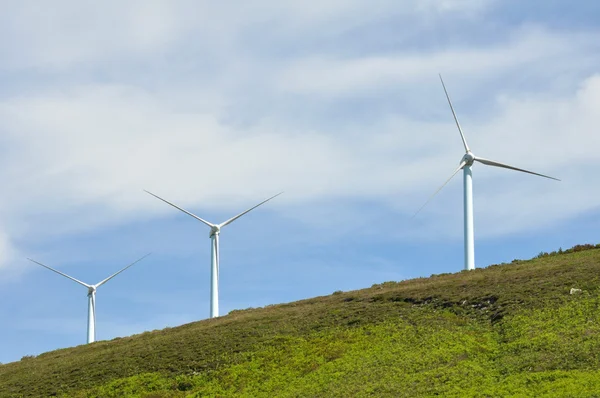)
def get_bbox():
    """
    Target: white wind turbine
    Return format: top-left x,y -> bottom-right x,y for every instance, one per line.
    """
415,75 -> 560,271
144,190 -> 282,318
27,253 -> 151,344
